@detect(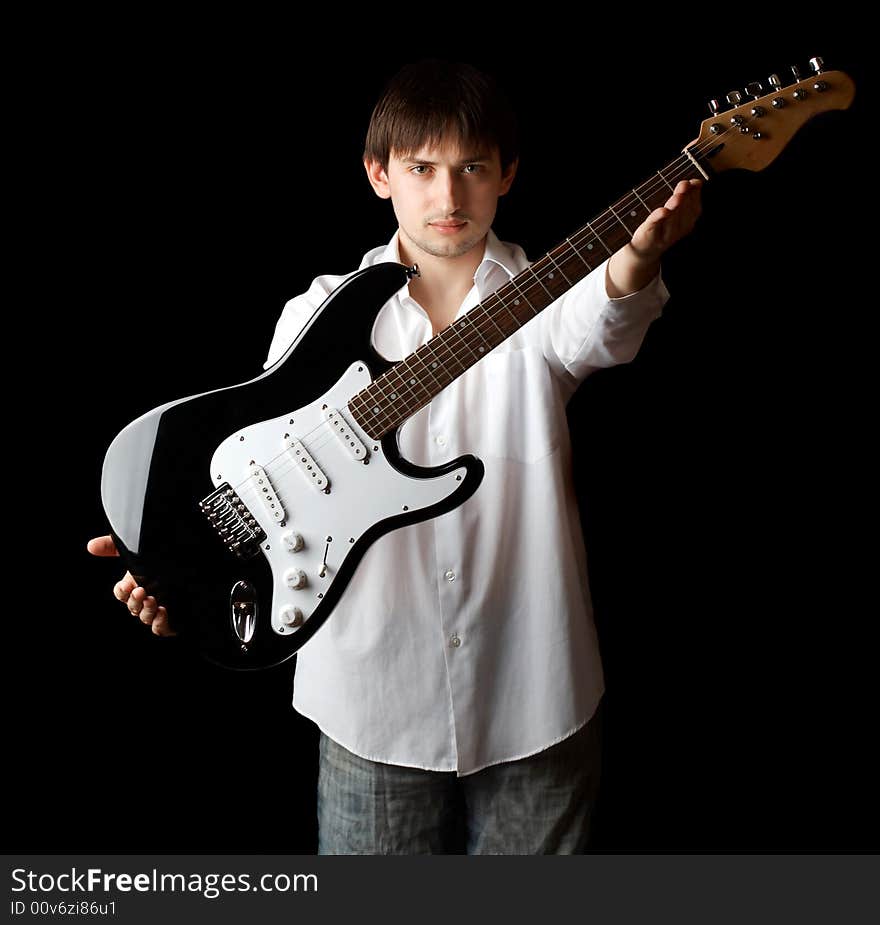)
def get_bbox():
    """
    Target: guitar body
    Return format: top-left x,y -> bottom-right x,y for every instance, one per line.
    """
101,262 -> 484,670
